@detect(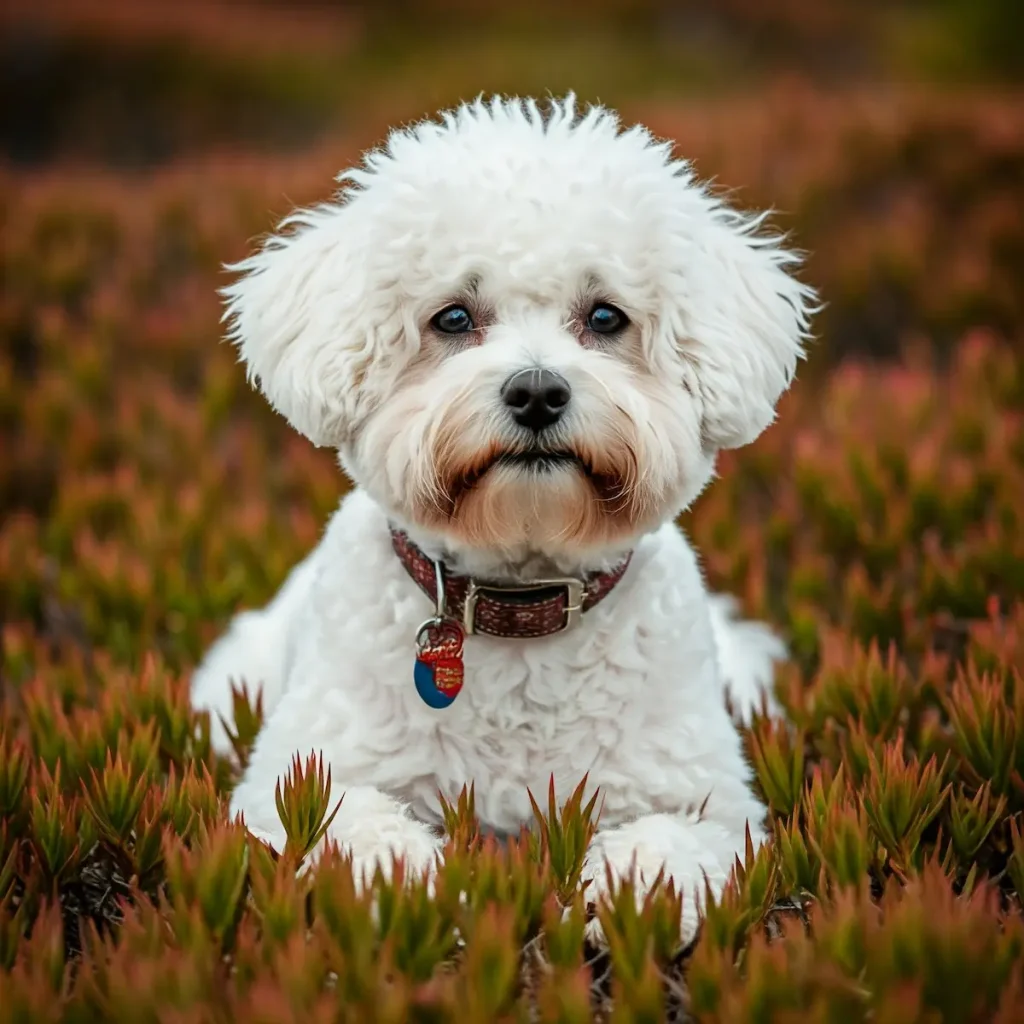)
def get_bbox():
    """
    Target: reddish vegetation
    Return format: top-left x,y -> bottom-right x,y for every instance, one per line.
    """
2,2 -> 1024,1016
